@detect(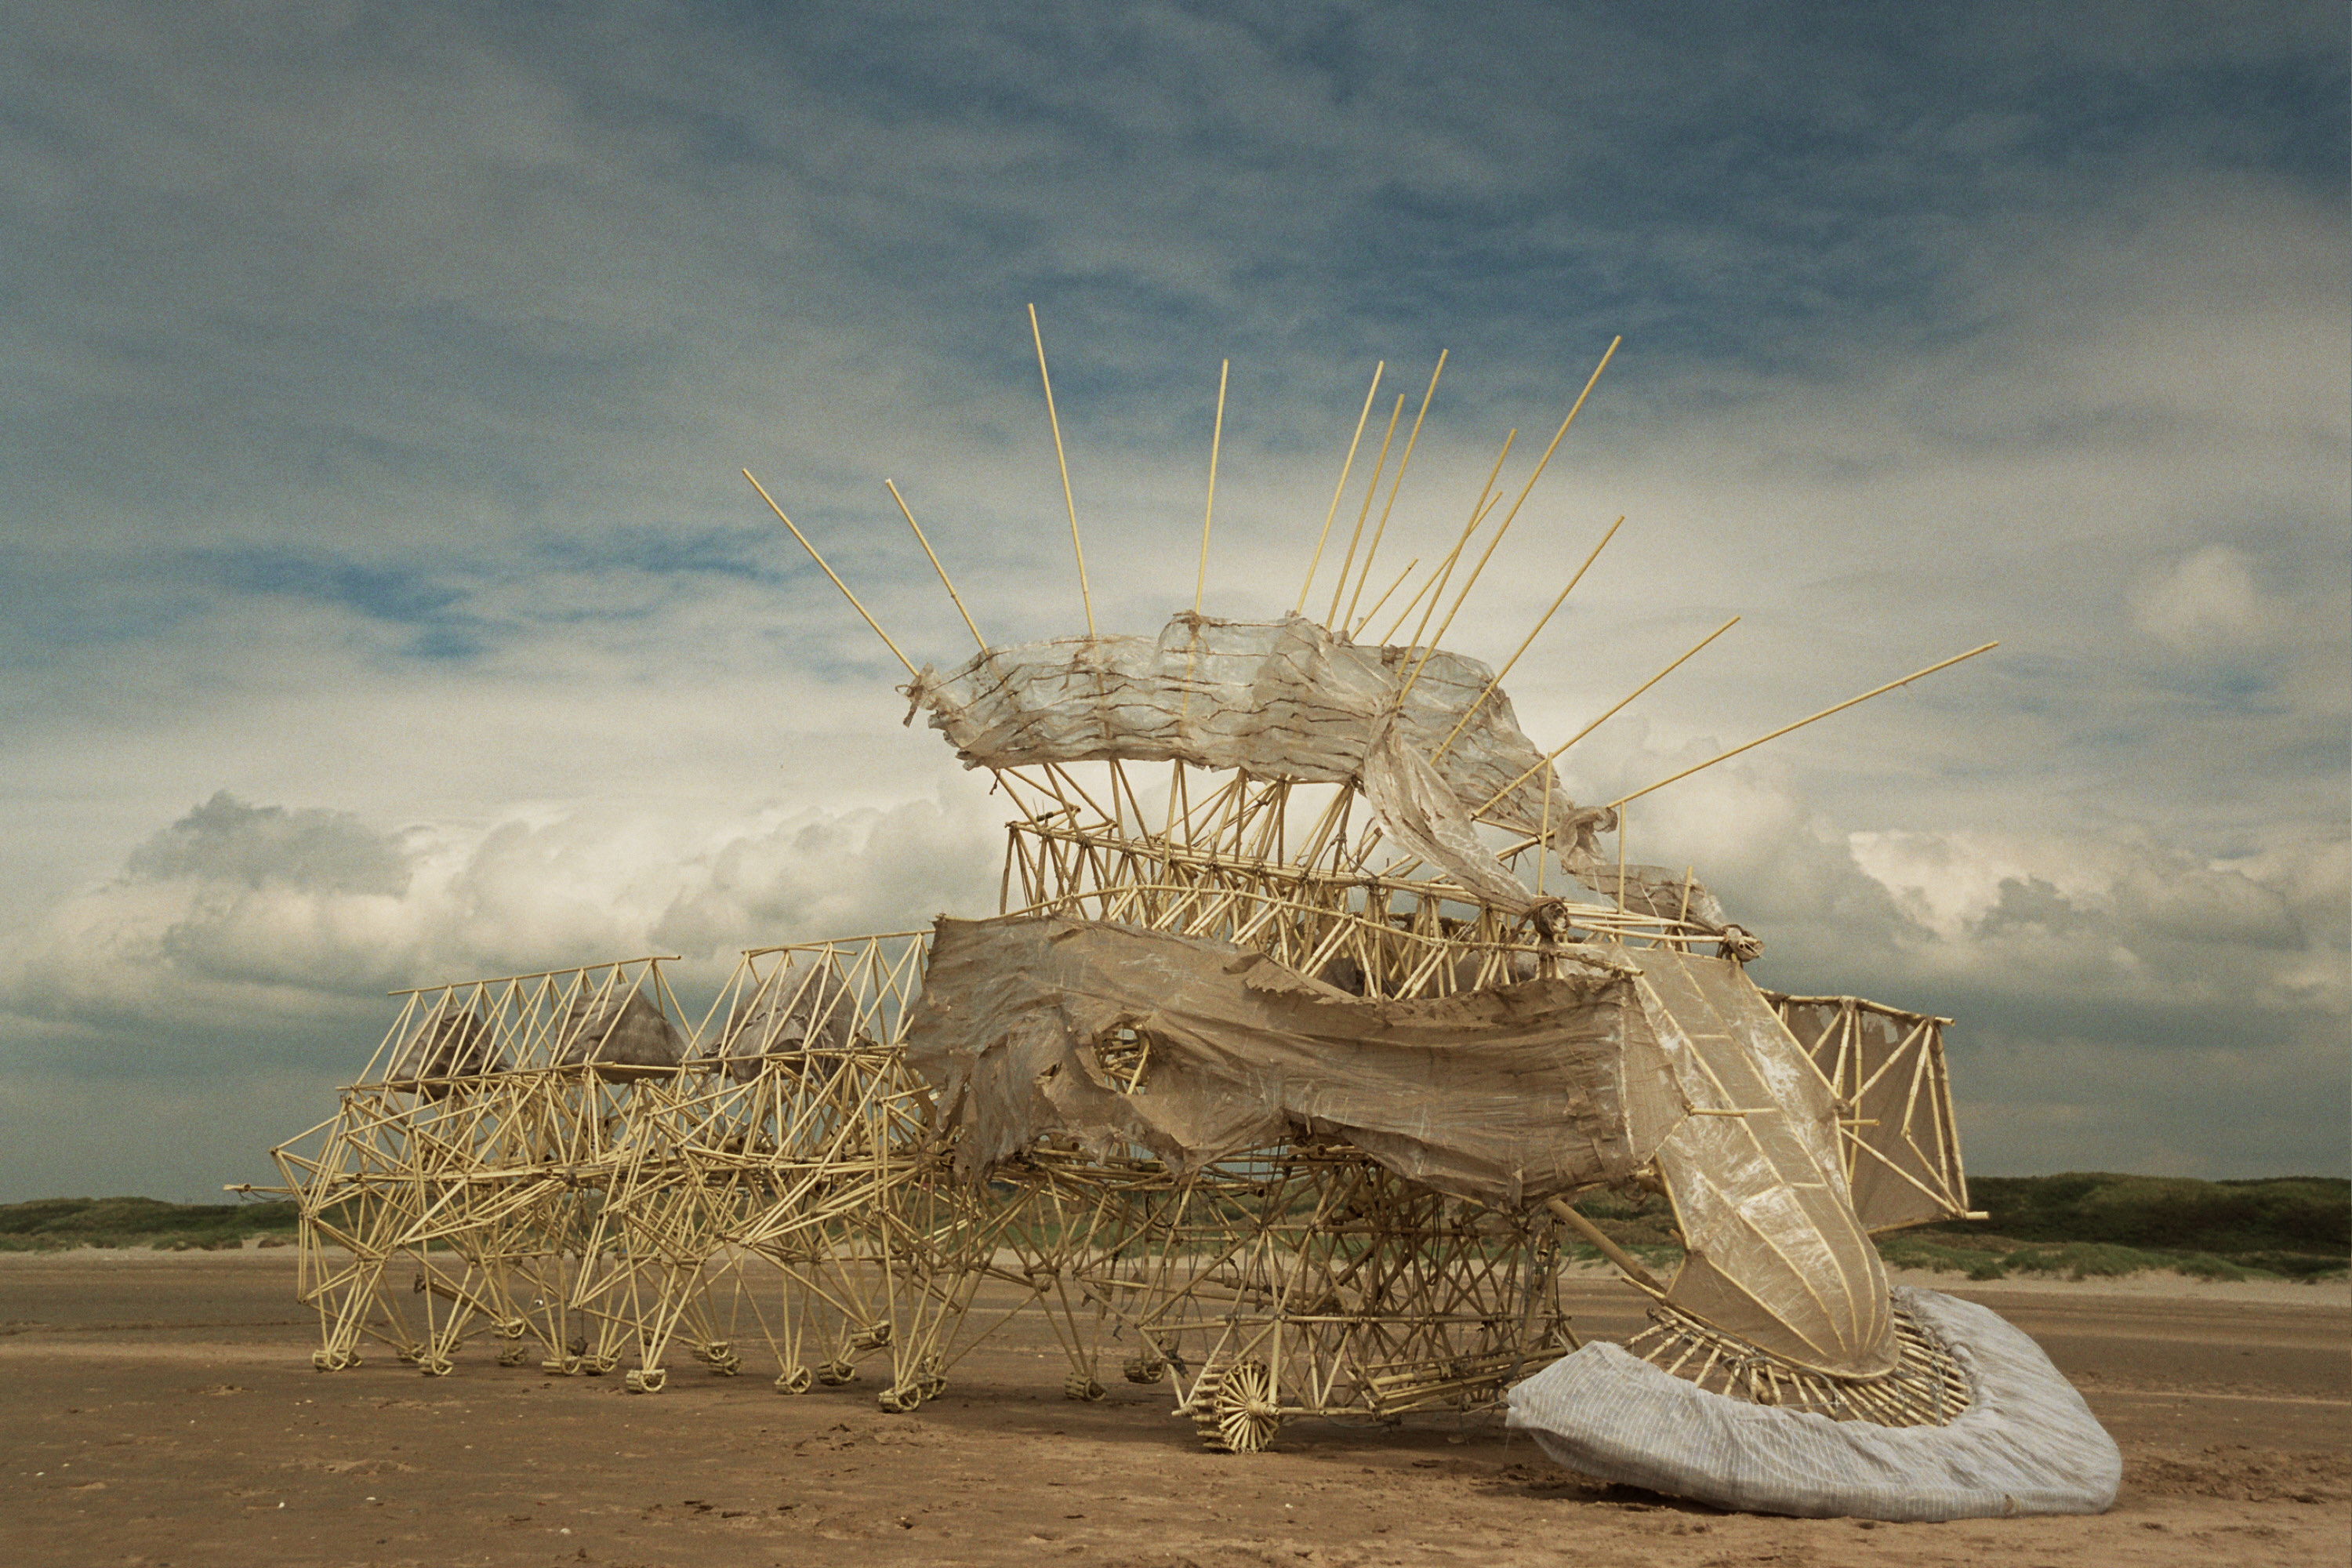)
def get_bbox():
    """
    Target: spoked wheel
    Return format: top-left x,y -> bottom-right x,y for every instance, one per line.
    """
1193,1358 -> 1280,1454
